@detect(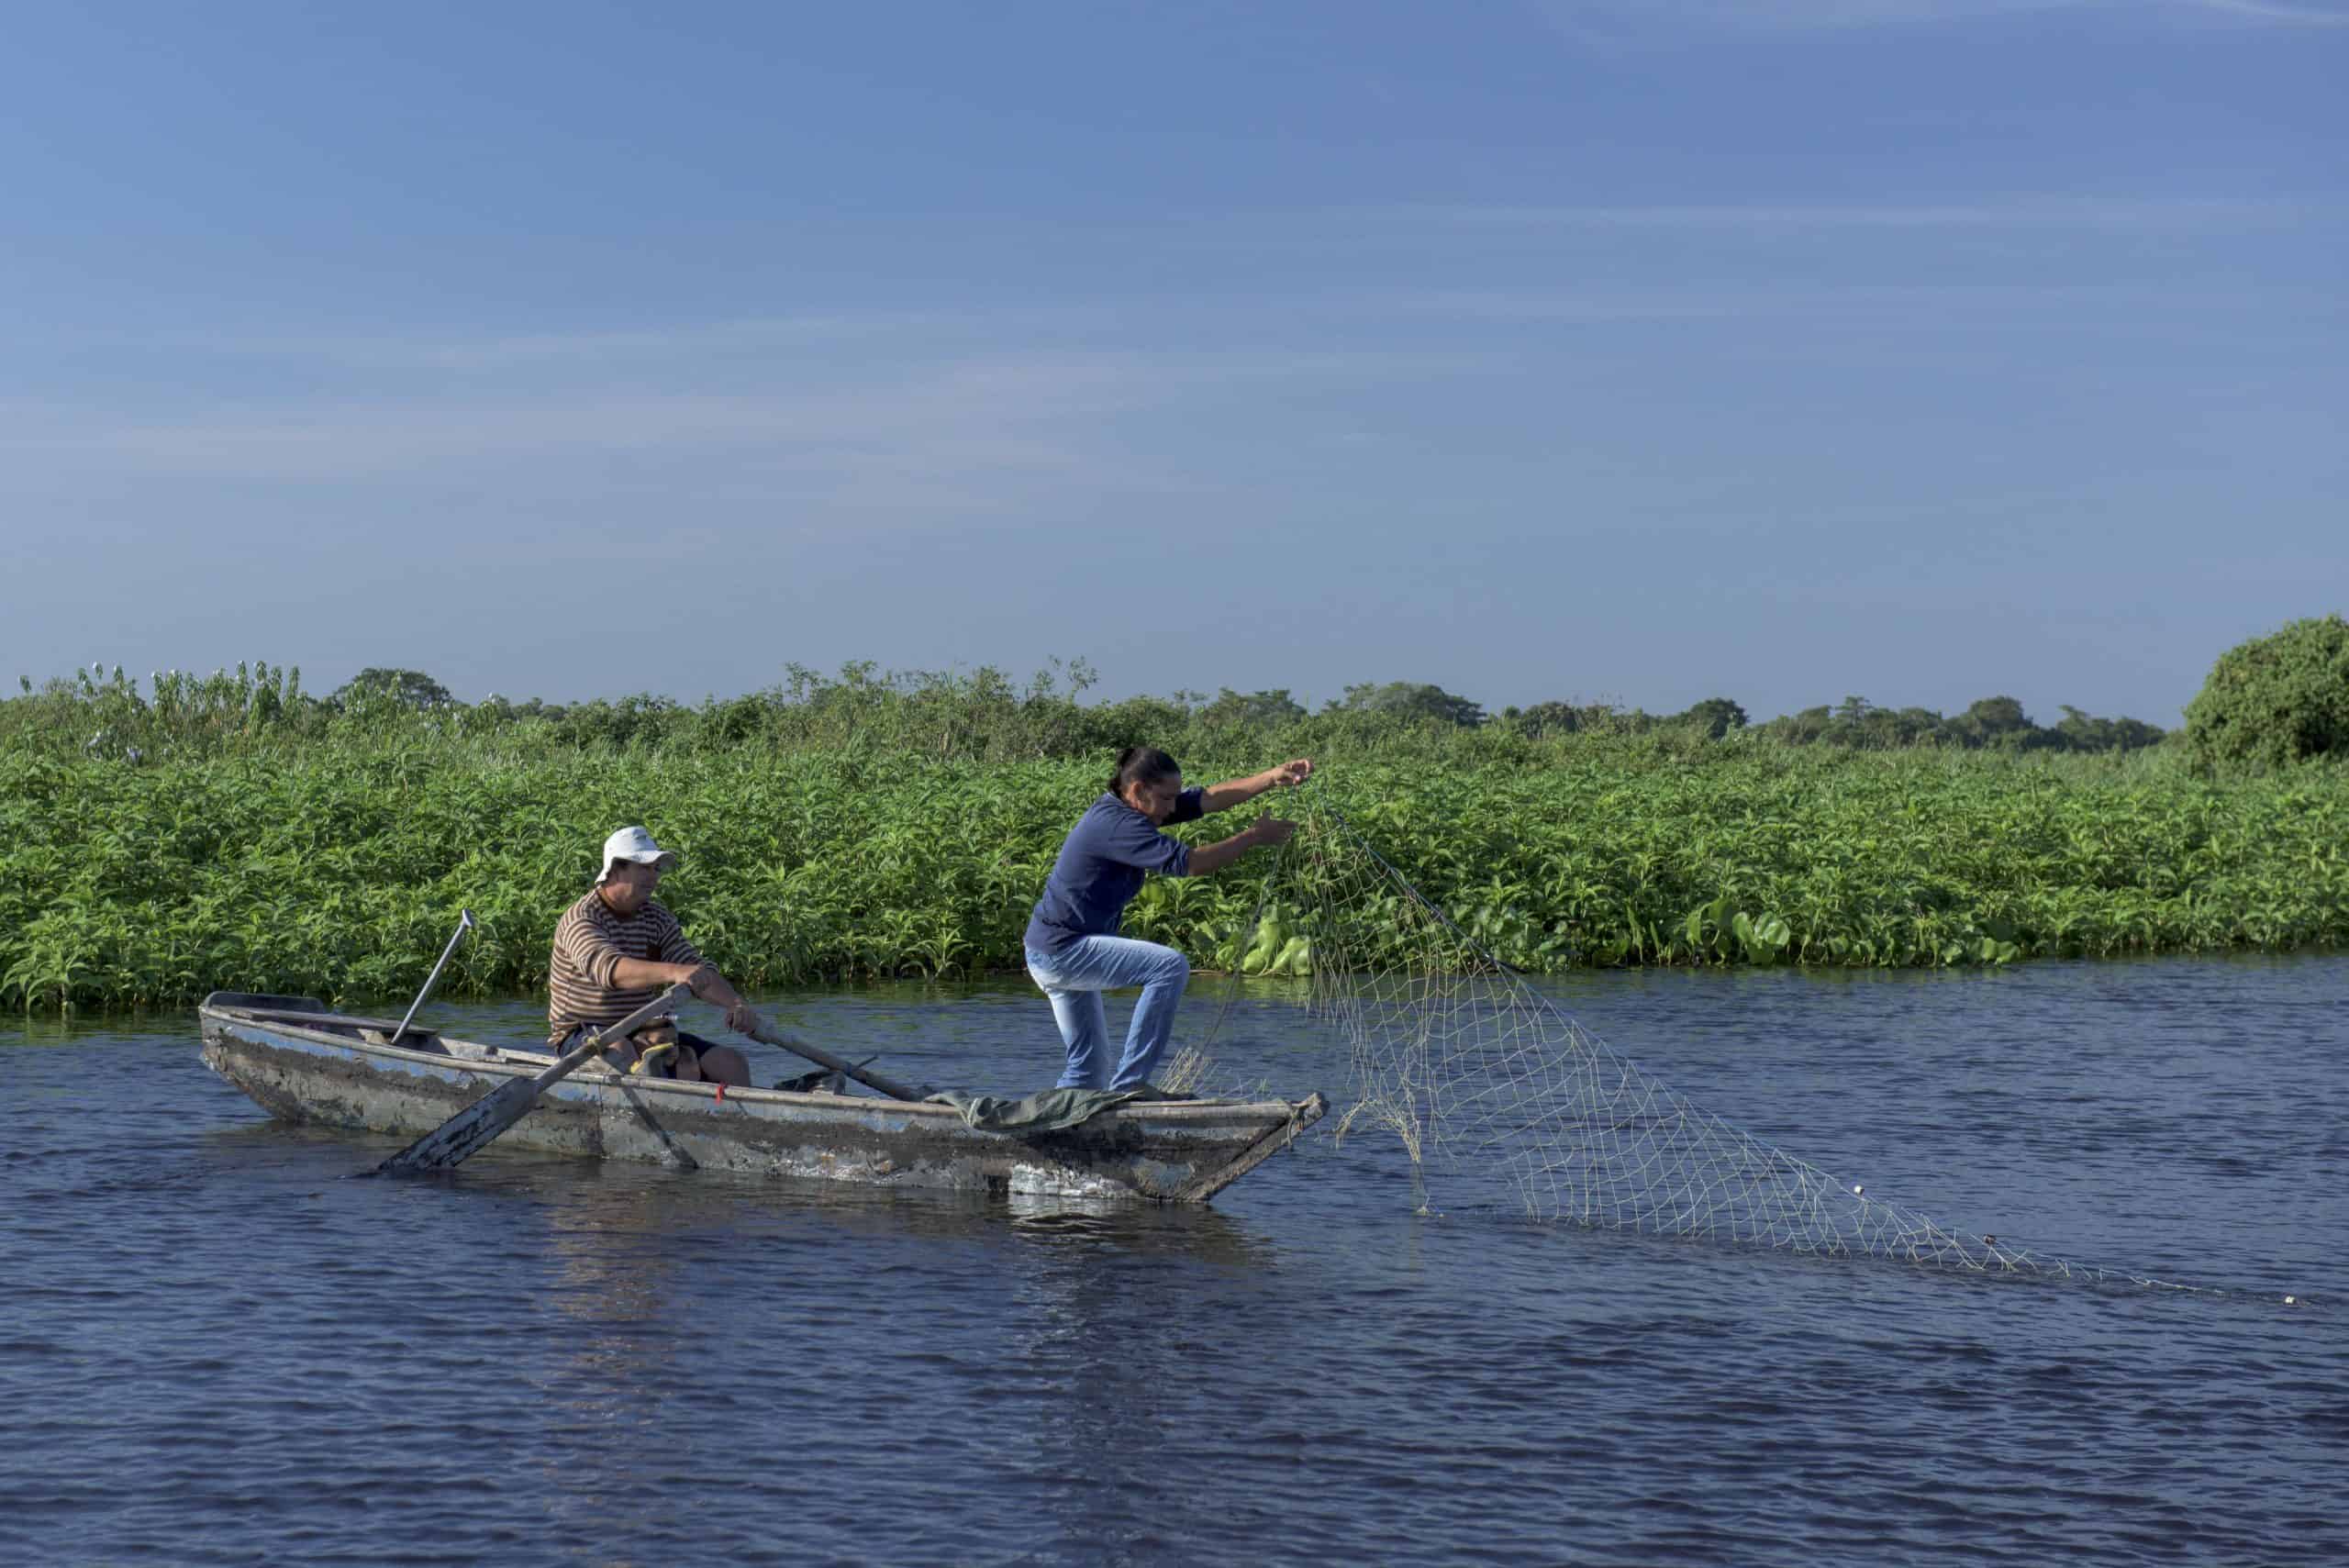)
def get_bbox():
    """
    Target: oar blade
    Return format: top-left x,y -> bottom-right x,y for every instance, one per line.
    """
377,1076 -> 543,1174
